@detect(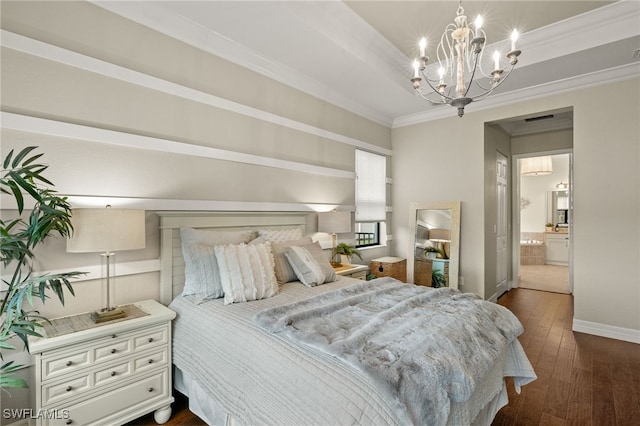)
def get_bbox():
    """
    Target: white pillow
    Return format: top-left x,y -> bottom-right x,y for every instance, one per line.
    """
284,242 -> 336,286
257,228 -> 303,243
215,242 -> 279,305
270,237 -> 314,284
180,228 -> 253,301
